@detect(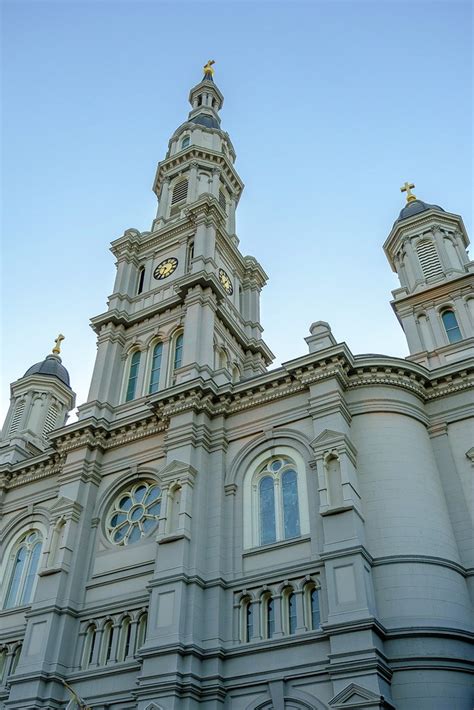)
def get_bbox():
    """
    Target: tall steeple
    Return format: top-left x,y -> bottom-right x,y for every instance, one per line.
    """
80,63 -> 273,421
384,183 -> 474,368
